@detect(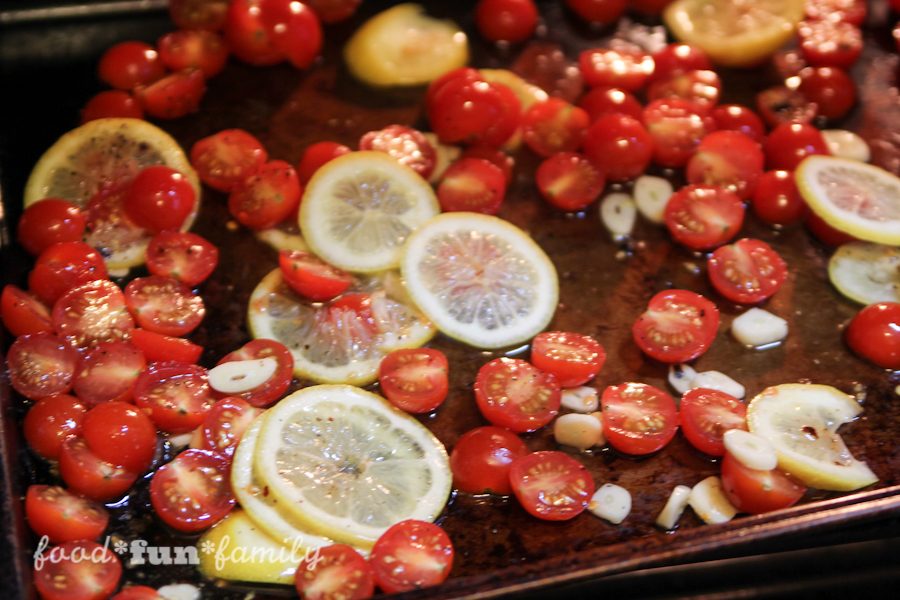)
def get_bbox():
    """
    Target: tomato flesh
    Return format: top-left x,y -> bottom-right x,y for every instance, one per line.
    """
450,426 -> 528,495
52,279 -> 134,348
73,340 -> 146,405
1,284 -> 52,337
29,241 -> 109,307
294,544 -> 374,600
370,520 -> 454,594
125,276 -> 205,337
134,361 -> 215,433
25,484 -> 109,543
509,450 -> 595,520
474,358 -> 561,433
437,157 -> 507,215
130,328 -> 203,364
146,230 -> 219,287
149,449 -> 235,532
379,348 -> 449,414
679,388 -> 746,457
601,382 -> 679,455
632,289 -> 720,364
535,152 -> 605,212
228,159 -> 302,230
190,128 -> 268,192
278,250 -> 353,302
33,540 -> 122,600
58,437 -> 139,501
7,332 -> 79,400
707,238 -> 788,305
530,331 -> 606,388
663,184 -> 745,251
216,339 -> 294,407
199,397 -> 262,456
